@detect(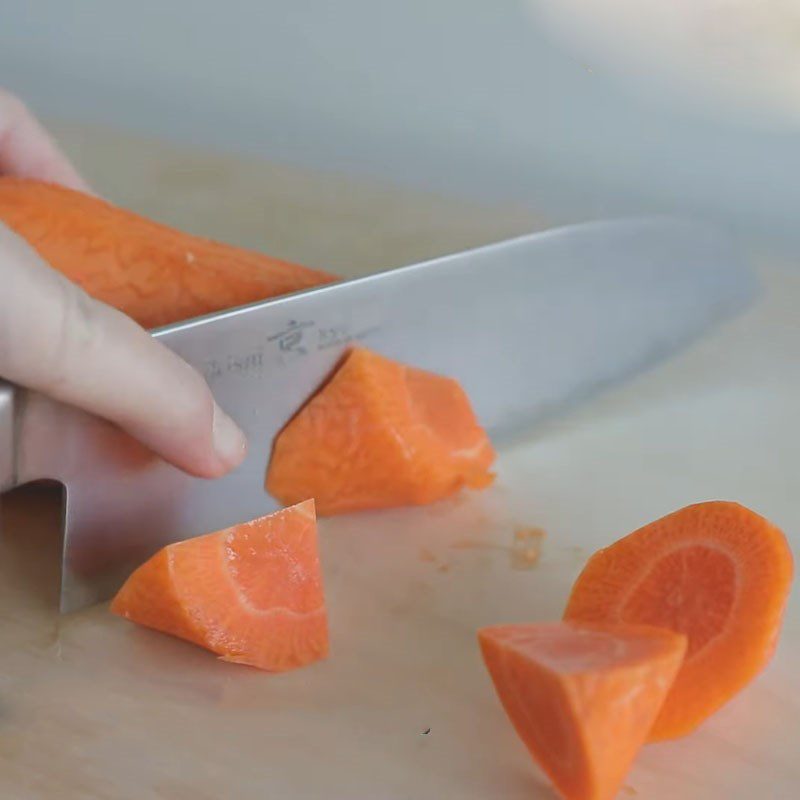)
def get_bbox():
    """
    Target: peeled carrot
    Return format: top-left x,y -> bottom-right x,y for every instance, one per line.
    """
565,501 -> 794,740
111,500 -> 328,672
479,622 -> 687,800
0,178 -> 336,328
266,347 -> 496,515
